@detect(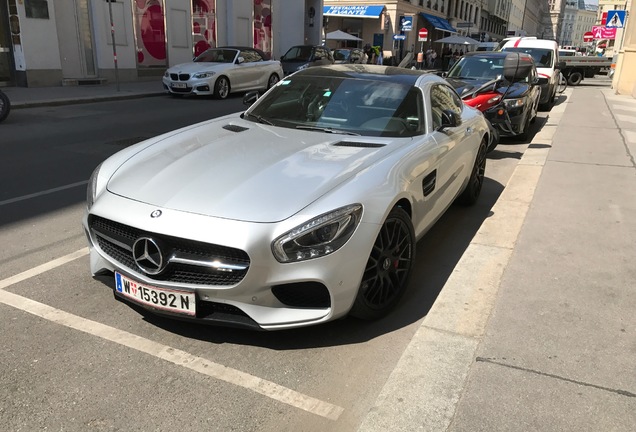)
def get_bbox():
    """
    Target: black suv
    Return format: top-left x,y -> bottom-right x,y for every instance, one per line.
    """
280,45 -> 334,75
